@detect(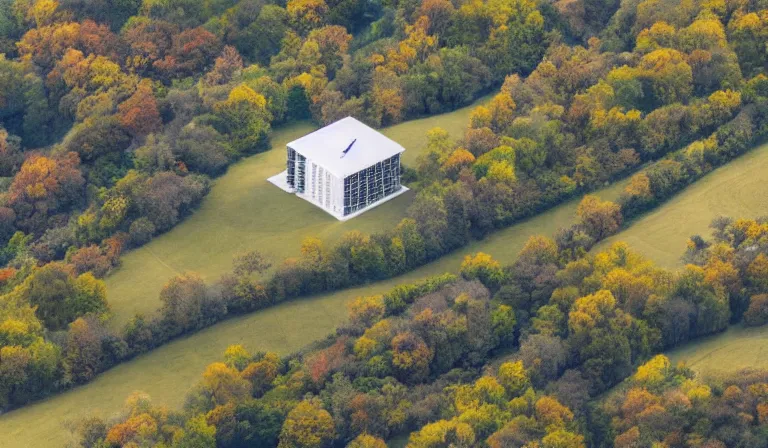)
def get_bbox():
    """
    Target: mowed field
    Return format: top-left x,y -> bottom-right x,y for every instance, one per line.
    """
104,96 -> 490,328
0,177 -> 624,448
597,142 -> 768,380
667,325 -> 768,376
596,141 -> 768,267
